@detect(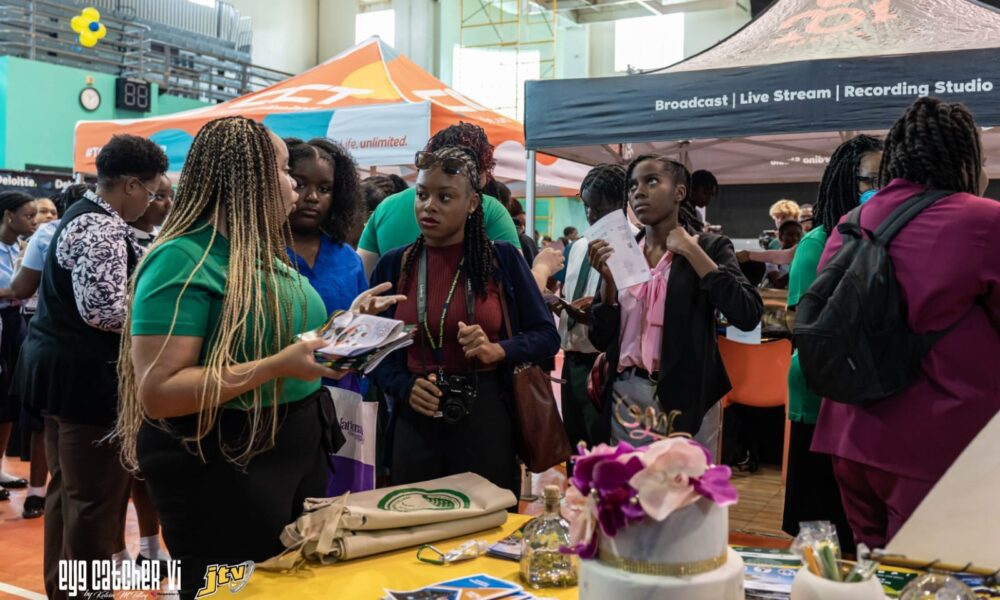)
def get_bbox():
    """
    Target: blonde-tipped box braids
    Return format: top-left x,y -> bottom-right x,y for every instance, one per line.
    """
115,116 -> 308,471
